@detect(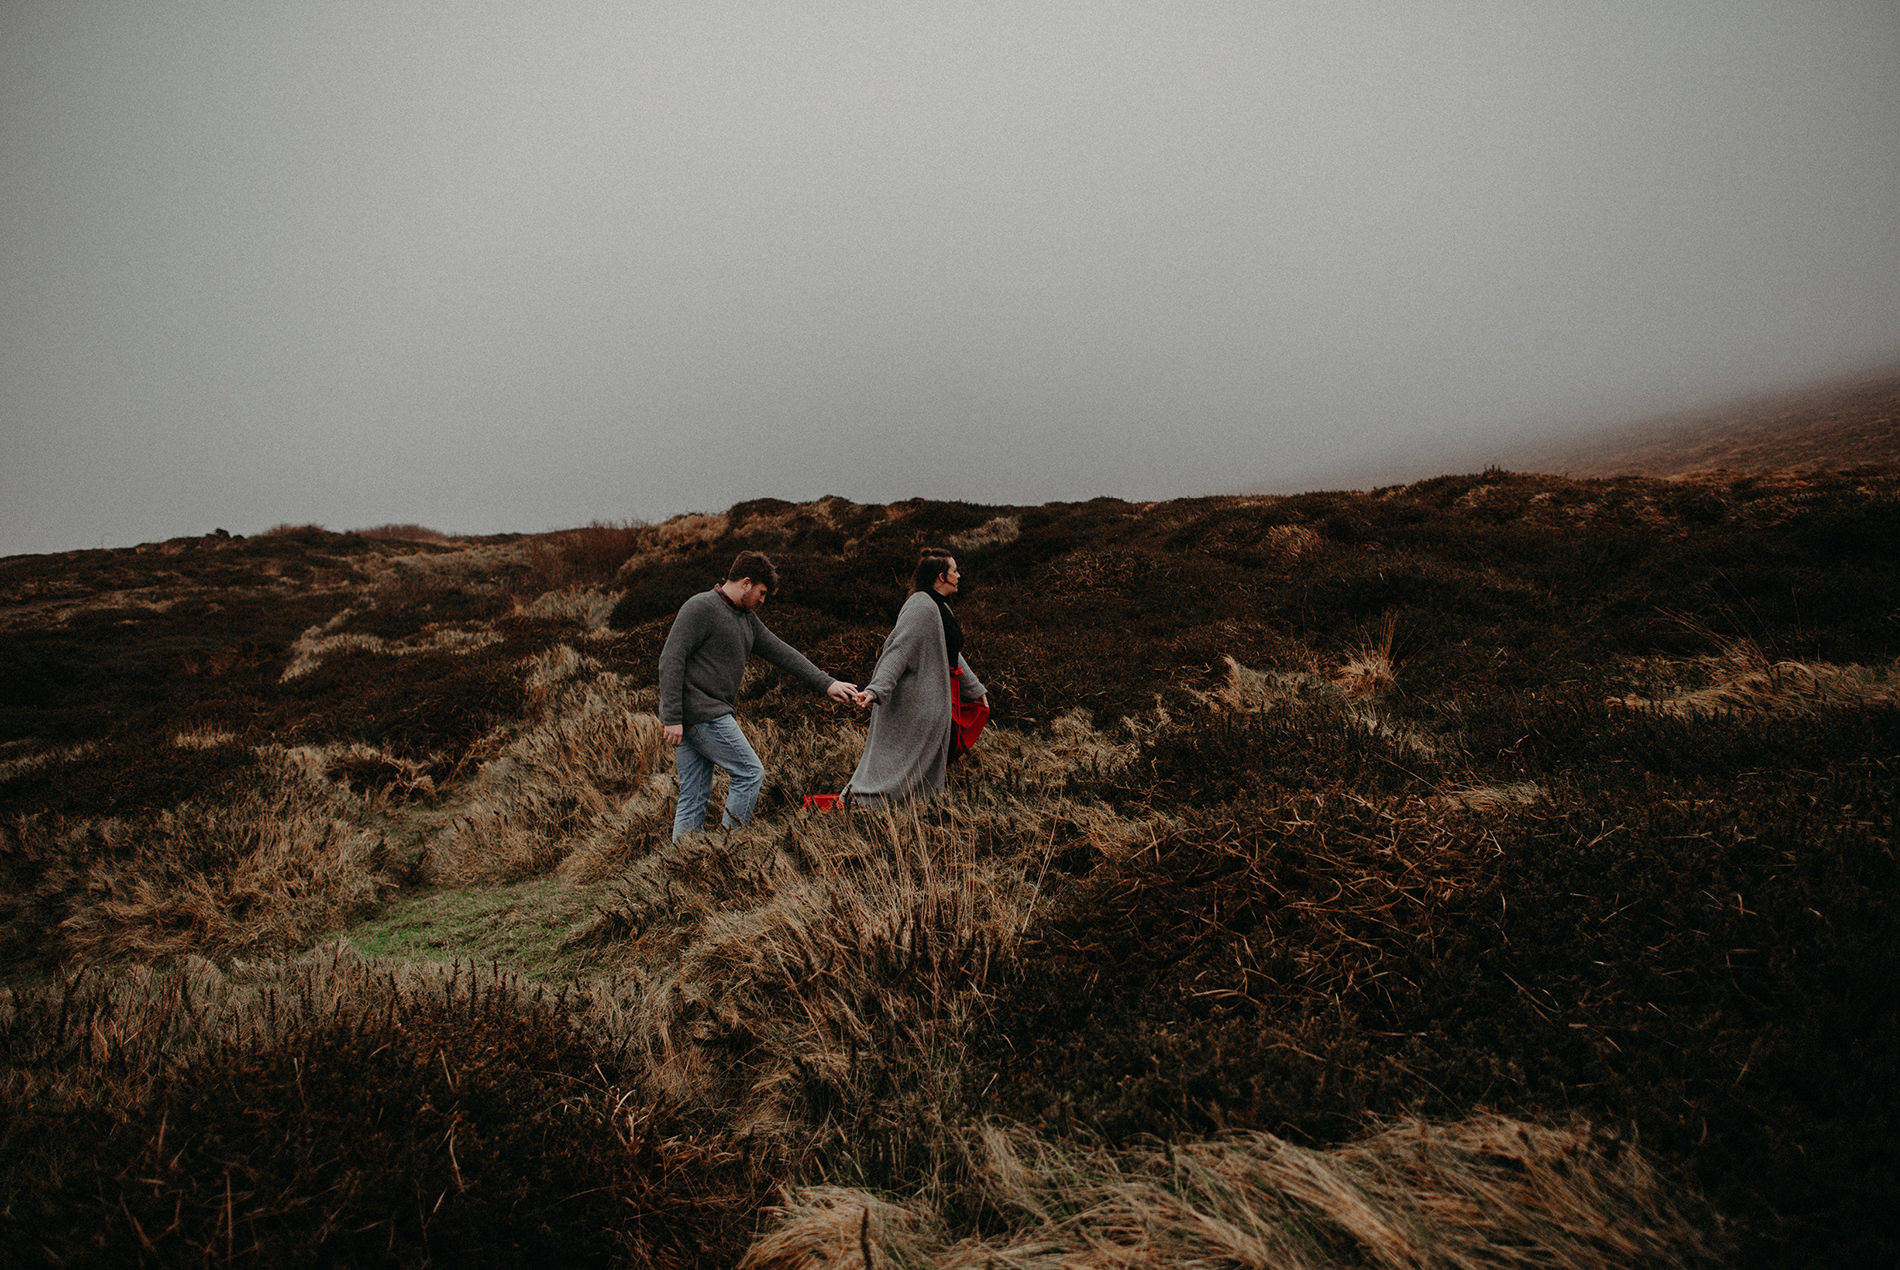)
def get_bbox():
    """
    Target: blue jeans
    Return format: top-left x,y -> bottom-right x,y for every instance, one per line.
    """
672,714 -> 765,838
